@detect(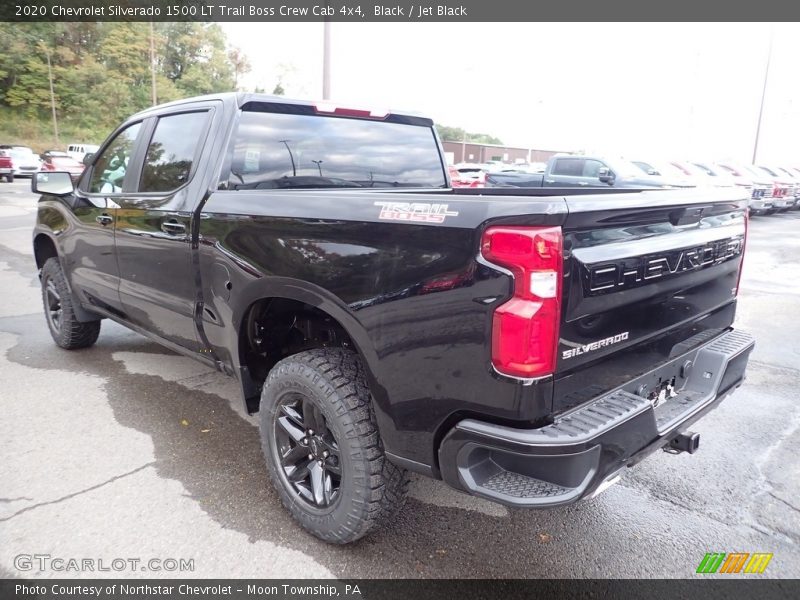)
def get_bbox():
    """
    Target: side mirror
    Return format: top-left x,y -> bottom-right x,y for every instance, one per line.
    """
598,167 -> 615,184
33,171 -> 74,196
82,153 -> 94,166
